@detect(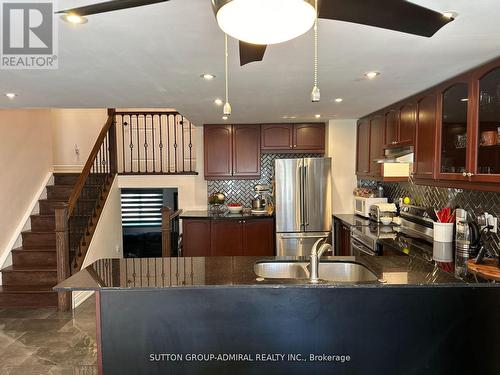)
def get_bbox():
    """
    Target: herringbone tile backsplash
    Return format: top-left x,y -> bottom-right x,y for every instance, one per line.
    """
359,179 -> 500,252
208,153 -> 322,206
